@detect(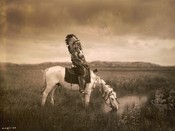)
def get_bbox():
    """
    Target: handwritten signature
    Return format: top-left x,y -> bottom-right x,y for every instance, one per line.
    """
2,127 -> 16,130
